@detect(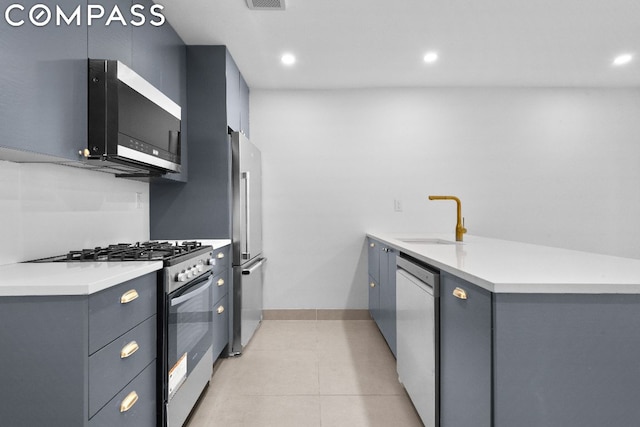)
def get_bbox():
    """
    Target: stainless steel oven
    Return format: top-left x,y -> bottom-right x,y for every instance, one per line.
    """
161,245 -> 216,427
